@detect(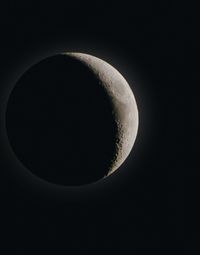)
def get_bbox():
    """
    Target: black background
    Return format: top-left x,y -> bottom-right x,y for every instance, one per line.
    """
0,1 -> 199,254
